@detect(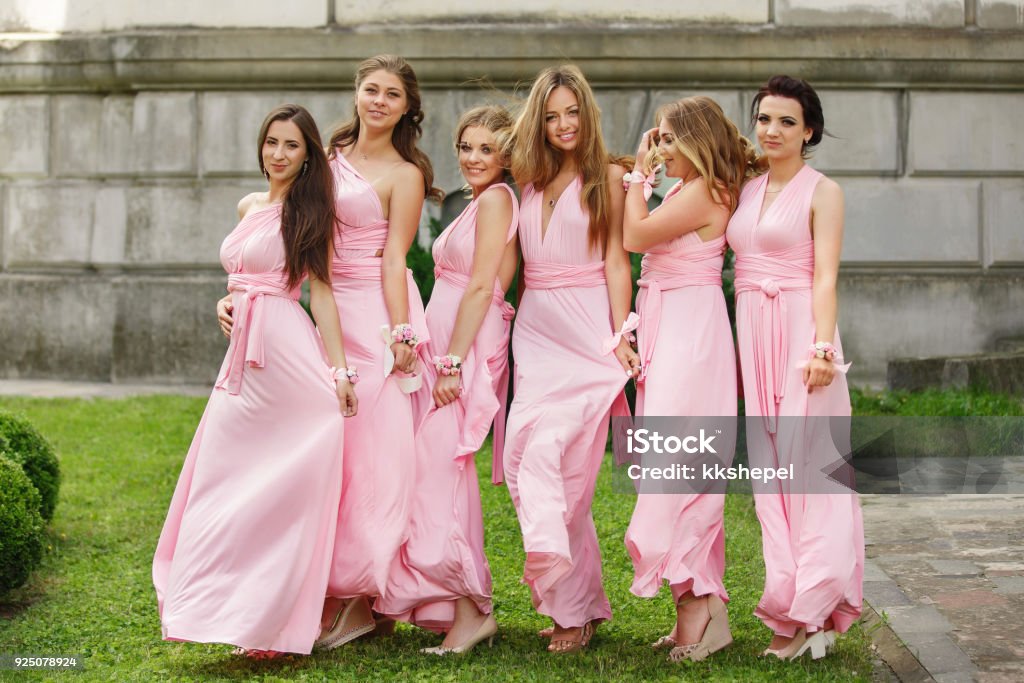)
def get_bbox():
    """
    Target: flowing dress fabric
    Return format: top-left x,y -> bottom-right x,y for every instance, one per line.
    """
326,151 -> 430,599
502,178 -> 629,629
726,164 -> 864,636
624,181 -> 737,604
153,205 -> 345,654
377,183 -> 519,632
